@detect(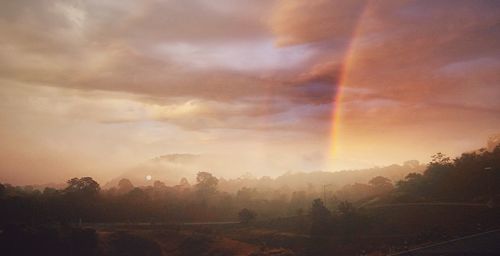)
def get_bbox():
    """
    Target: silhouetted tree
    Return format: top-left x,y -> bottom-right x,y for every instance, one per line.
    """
396,172 -> 426,199
395,147 -> 500,201
65,177 -> 100,197
153,180 -> 166,190
238,208 -> 257,224
117,178 -> 134,194
337,201 -> 355,216
237,187 -> 258,202
310,198 -> 331,236
369,176 -> 392,187
179,177 -> 190,187
430,152 -> 452,165
336,200 -> 362,242
0,183 -> 5,198
369,176 -> 394,194
195,172 -> 218,195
